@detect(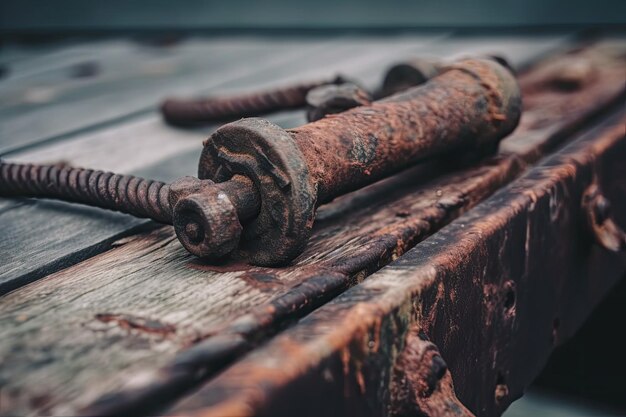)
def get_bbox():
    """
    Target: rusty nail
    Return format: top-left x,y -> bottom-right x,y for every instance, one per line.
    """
1,57 -> 521,266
